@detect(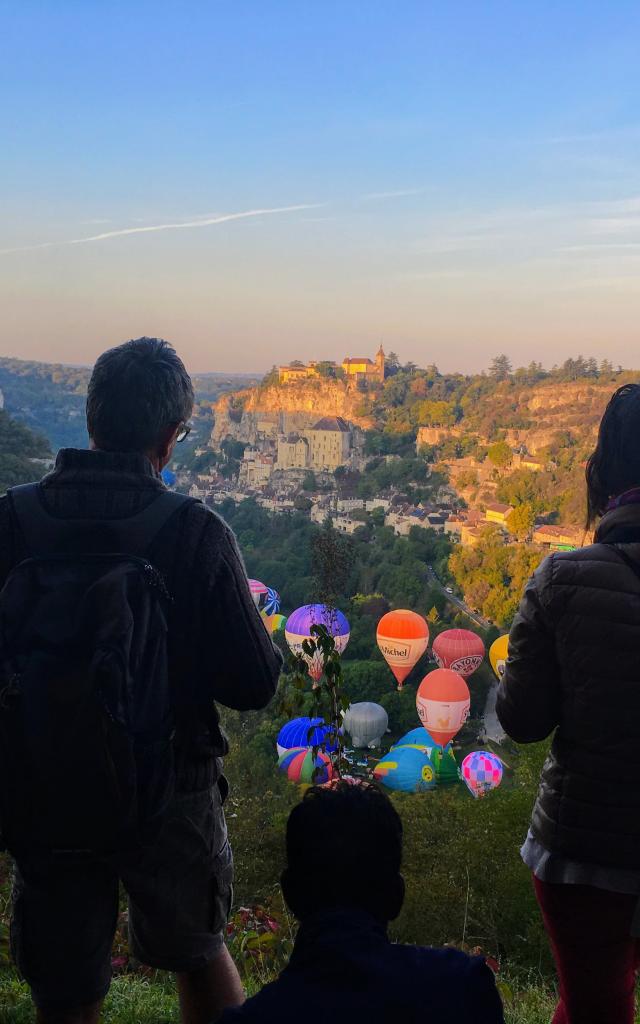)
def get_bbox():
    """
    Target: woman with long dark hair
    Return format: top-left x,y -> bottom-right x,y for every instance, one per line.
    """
497,383 -> 640,1024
